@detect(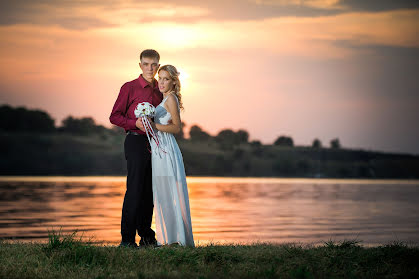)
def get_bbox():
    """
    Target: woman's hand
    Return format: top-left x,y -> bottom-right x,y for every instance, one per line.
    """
148,117 -> 157,130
